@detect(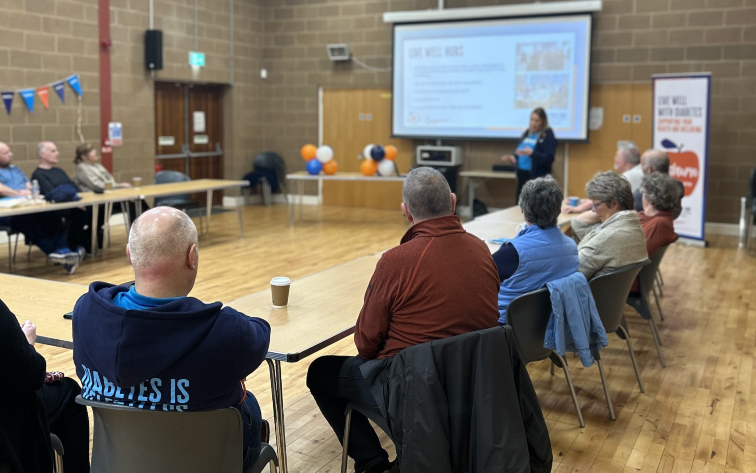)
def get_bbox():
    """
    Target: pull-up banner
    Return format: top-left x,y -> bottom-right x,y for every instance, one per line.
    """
652,73 -> 711,244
